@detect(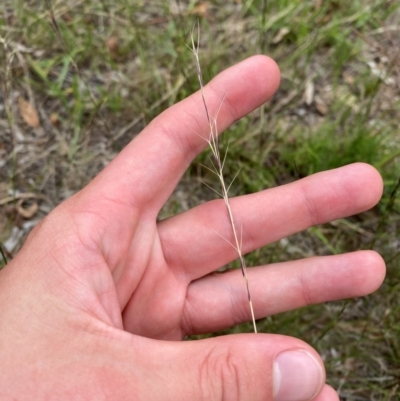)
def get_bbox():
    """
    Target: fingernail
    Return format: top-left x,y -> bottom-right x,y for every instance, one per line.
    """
273,350 -> 323,401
